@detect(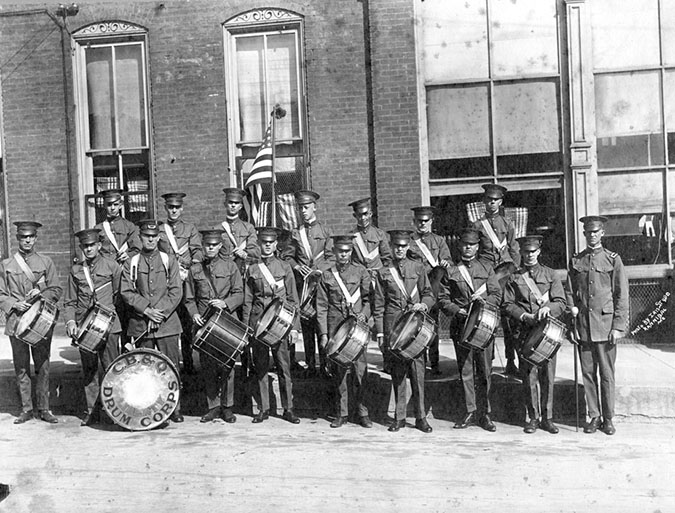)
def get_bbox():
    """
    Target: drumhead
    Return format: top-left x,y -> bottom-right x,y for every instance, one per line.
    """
255,299 -> 281,338
326,317 -> 357,354
15,300 -> 40,334
389,311 -> 421,349
460,301 -> 481,343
